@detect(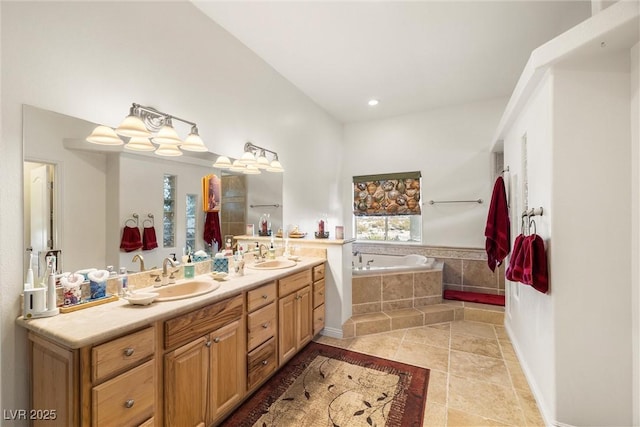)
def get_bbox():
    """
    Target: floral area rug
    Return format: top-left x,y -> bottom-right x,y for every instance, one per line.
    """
220,342 -> 429,426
